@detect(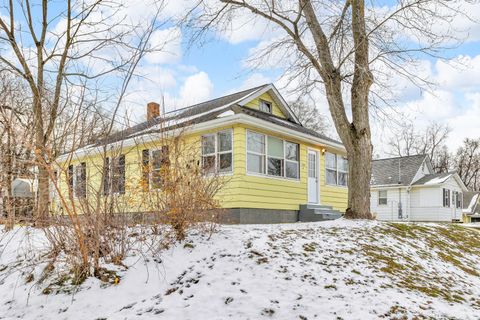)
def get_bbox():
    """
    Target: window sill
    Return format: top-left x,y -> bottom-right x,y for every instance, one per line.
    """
325,183 -> 348,189
246,172 -> 301,183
